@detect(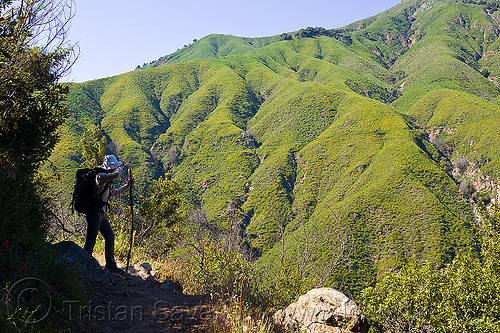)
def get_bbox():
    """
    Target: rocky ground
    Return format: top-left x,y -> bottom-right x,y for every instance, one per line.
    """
54,241 -> 209,333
